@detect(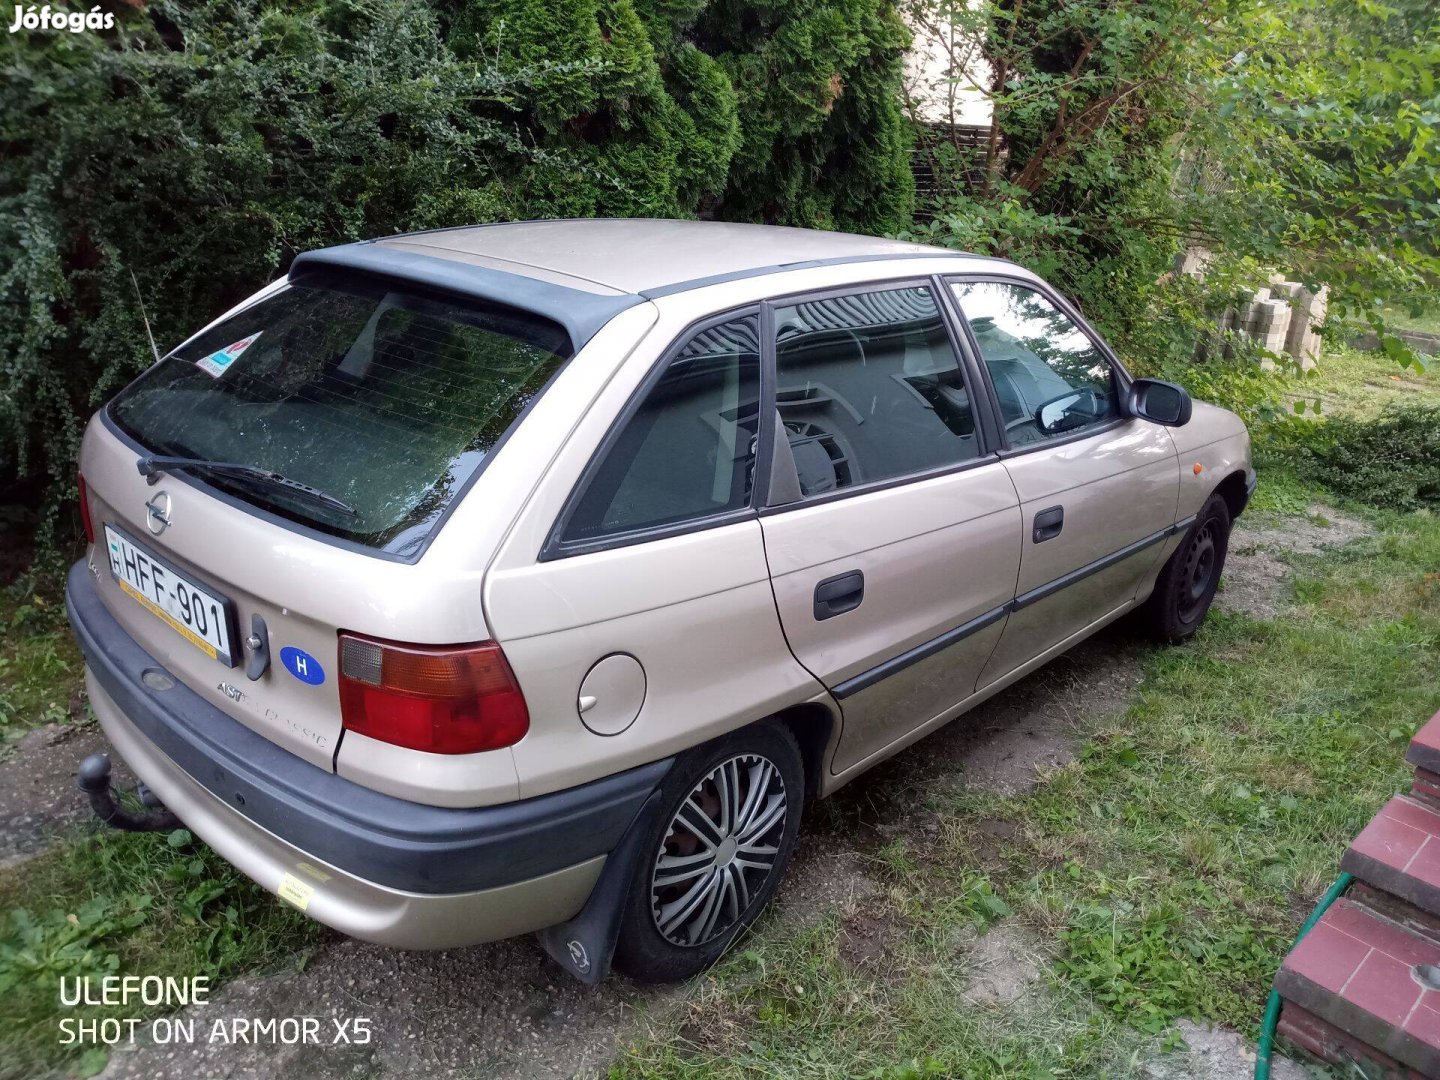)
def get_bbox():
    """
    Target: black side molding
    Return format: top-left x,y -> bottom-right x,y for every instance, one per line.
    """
831,604 -> 1007,700
1012,522 -> 1179,611
830,515 -> 1198,699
